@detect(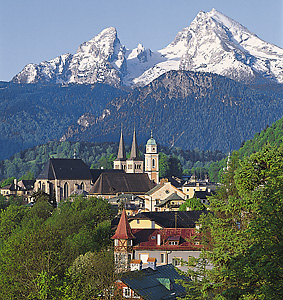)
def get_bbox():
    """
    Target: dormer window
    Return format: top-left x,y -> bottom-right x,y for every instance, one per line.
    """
167,236 -> 180,245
